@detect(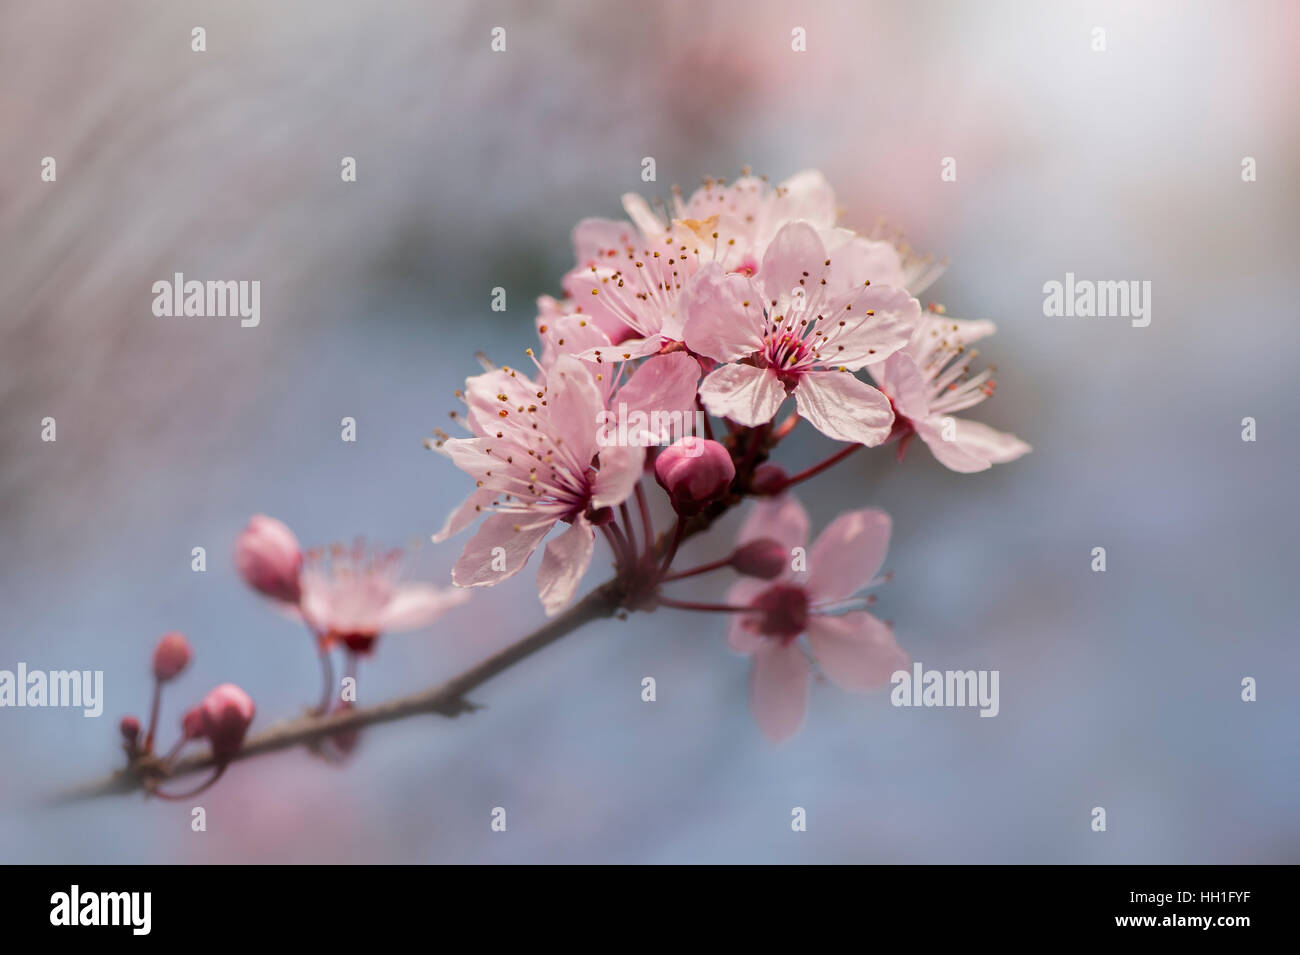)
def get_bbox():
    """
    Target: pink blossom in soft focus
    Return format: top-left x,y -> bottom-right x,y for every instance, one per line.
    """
726,495 -> 909,743
563,170 -> 876,363
434,353 -> 694,615
195,683 -> 256,759
299,542 -> 469,654
654,437 -> 734,515
234,514 -> 304,605
151,631 -> 192,682
868,310 -> 1031,473
684,221 -> 919,444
